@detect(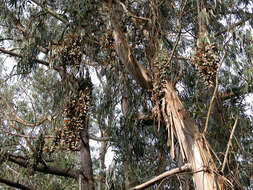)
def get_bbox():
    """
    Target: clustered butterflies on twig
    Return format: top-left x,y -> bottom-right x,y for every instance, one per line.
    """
44,84 -> 92,153
193,42 -> 219,88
